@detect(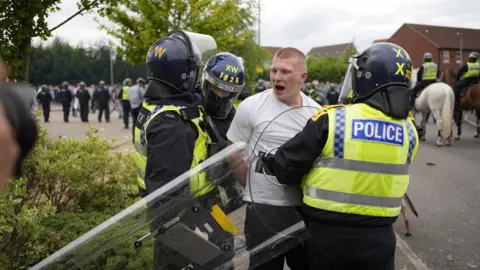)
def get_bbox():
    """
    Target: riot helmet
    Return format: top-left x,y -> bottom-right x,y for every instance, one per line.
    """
468,52 -> 478,62
423,52 -> 433,62
339,42 -> 413,119
145,30 -> 217,95
202,52 -> 245,119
